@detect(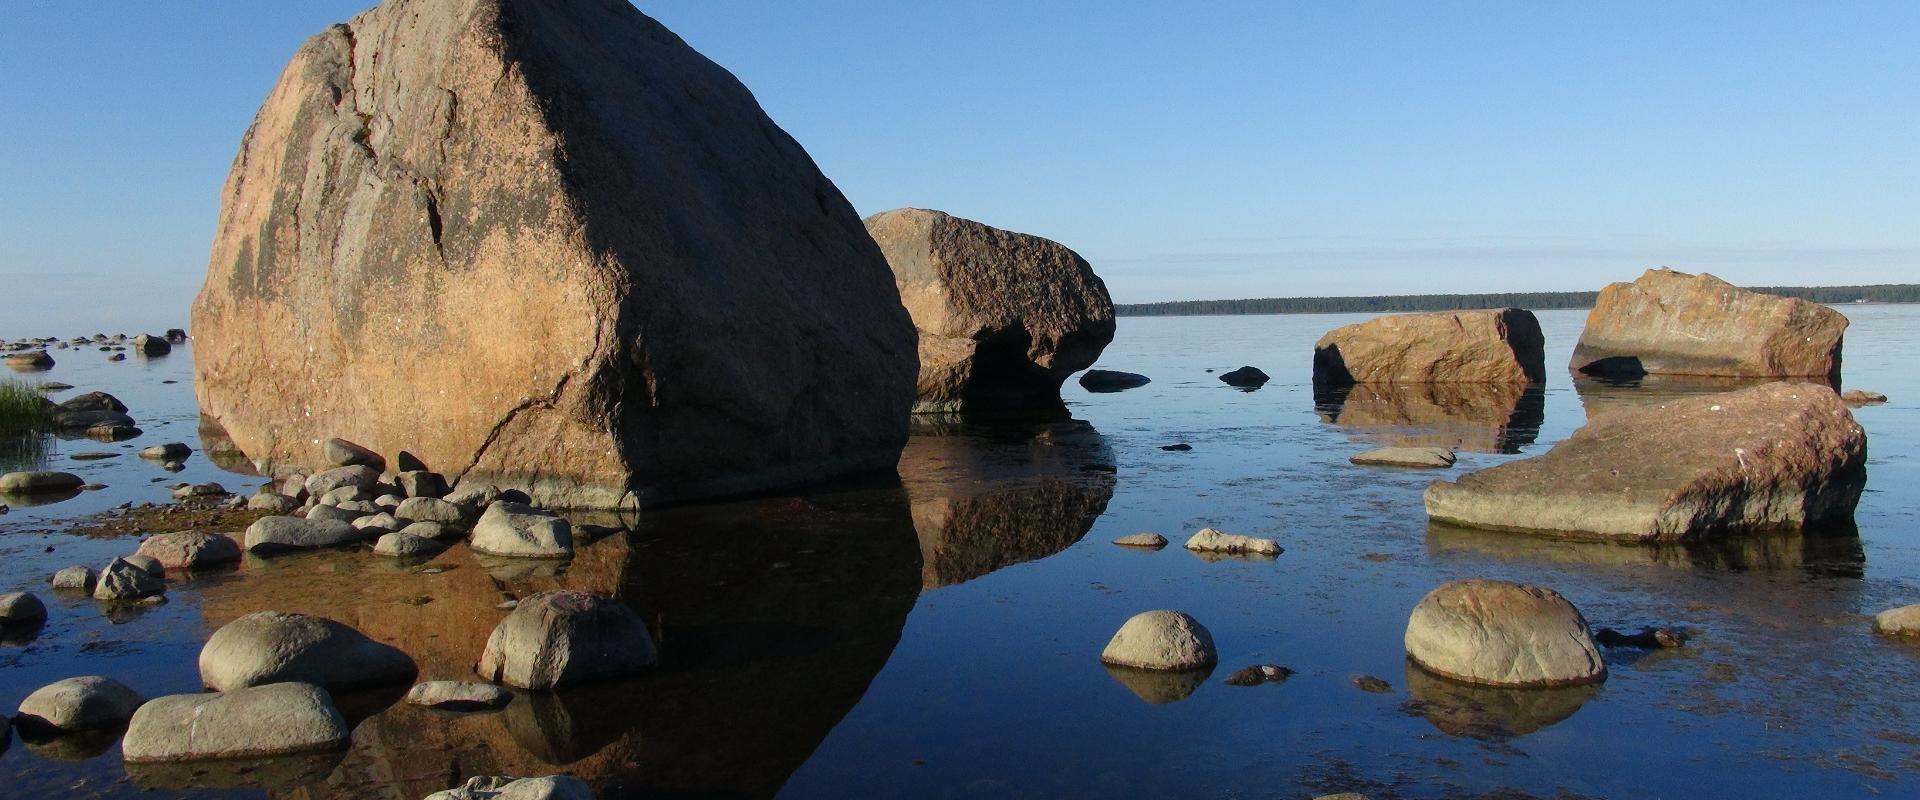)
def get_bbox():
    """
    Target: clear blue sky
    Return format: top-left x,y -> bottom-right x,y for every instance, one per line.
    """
2,1 -> 1914,335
